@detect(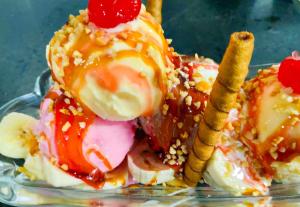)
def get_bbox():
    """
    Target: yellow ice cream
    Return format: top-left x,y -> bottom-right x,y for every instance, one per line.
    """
47,6 -> 173,121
